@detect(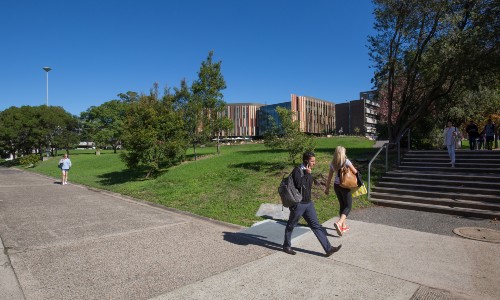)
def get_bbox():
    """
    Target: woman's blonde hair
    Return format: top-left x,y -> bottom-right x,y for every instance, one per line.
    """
332,146 -> 346,170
